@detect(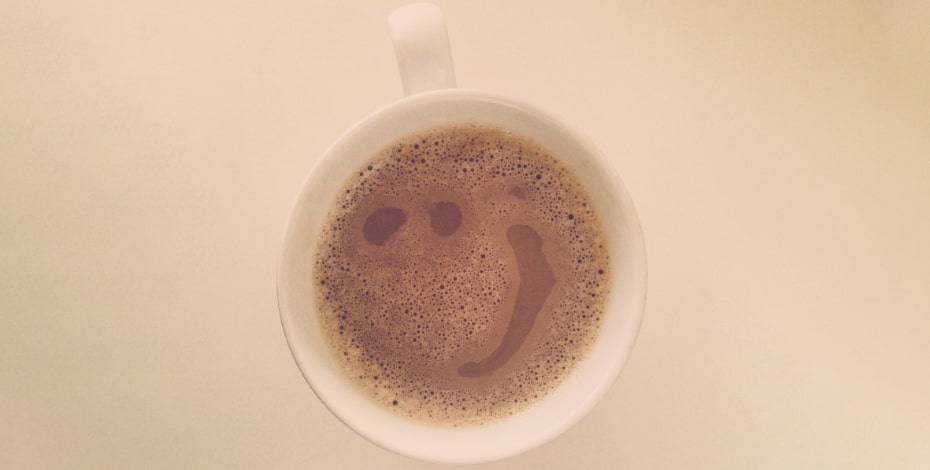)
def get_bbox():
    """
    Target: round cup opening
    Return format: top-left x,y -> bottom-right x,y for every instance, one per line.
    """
278,89 -> 646,464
